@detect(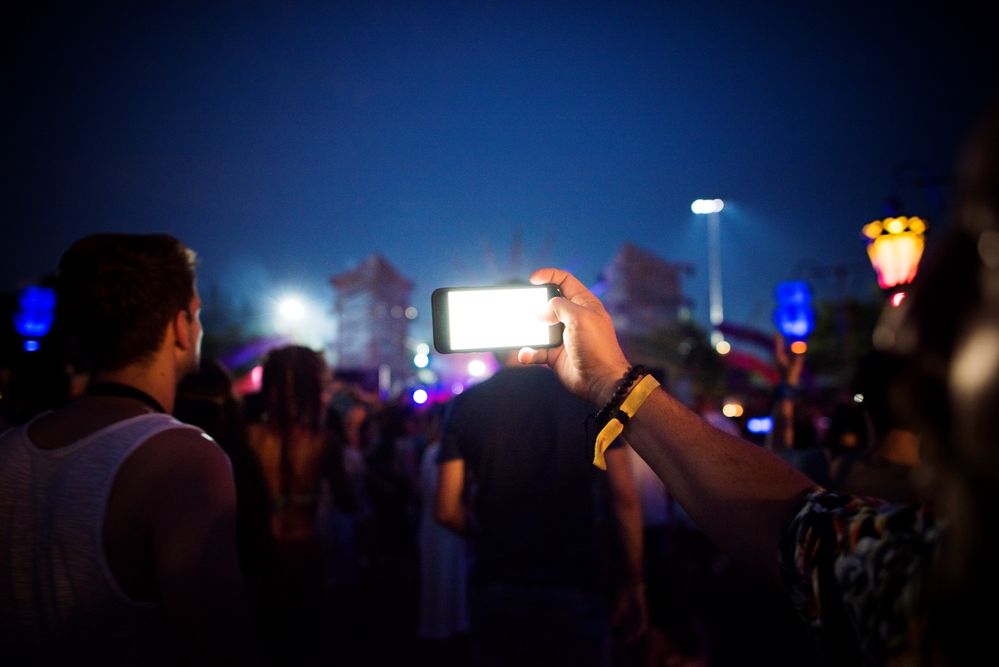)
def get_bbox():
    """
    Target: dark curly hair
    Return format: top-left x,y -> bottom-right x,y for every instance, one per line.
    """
56,233 -> 197,371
